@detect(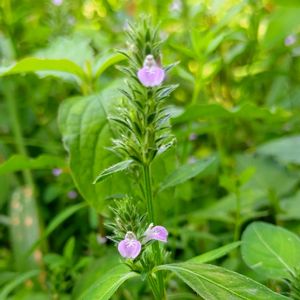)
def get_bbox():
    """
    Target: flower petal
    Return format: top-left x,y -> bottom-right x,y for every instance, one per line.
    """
137,66 -> 165,87
118,239 -> 141,259
145,225 -> 168,243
